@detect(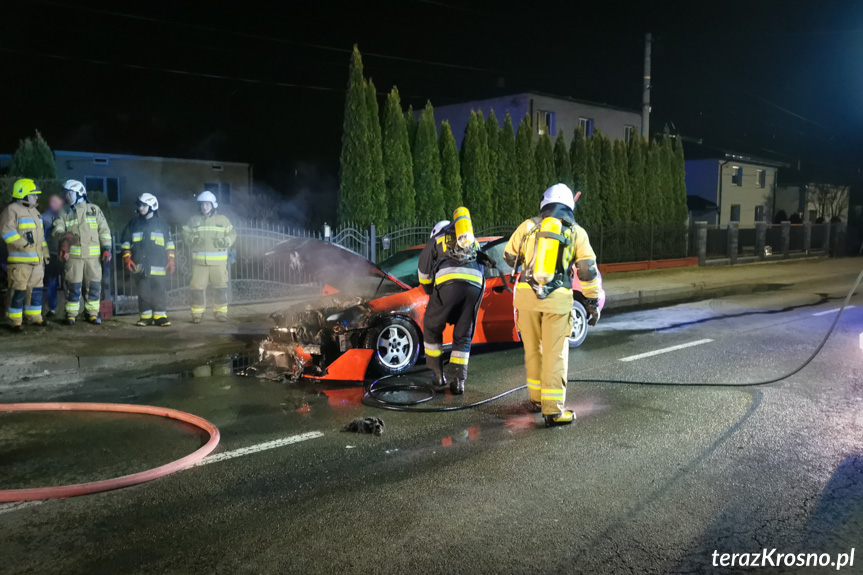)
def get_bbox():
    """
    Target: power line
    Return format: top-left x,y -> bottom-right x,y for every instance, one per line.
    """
24,0 -> 496,74
0,46 -> 345,94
